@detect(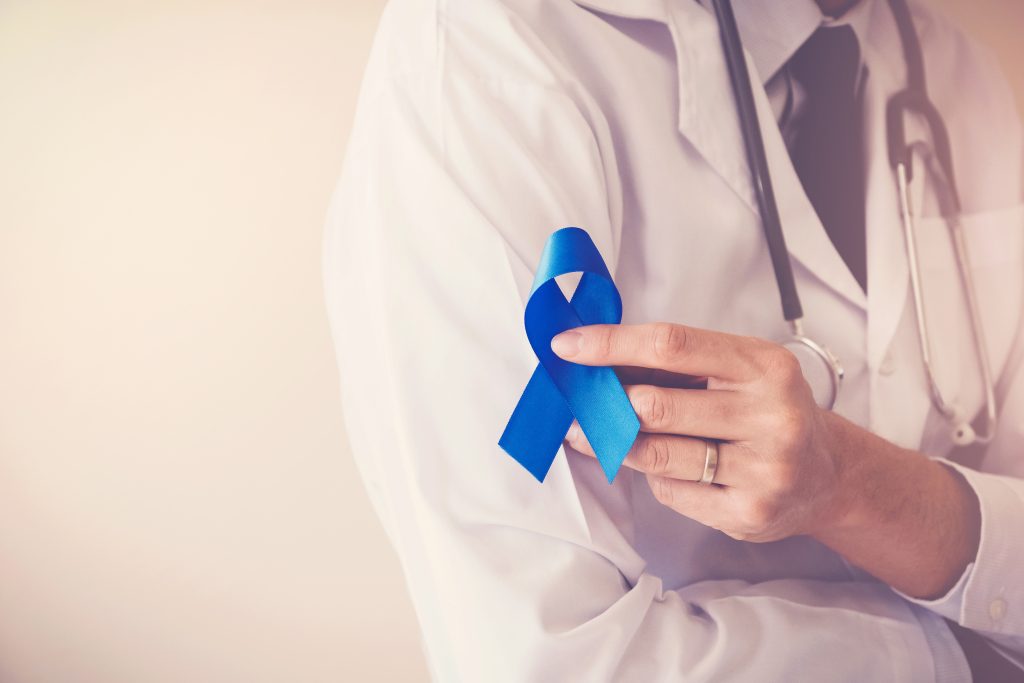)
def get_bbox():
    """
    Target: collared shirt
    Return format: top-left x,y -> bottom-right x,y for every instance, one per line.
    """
702,0 -> 872,151
324,0 -> 1024,679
